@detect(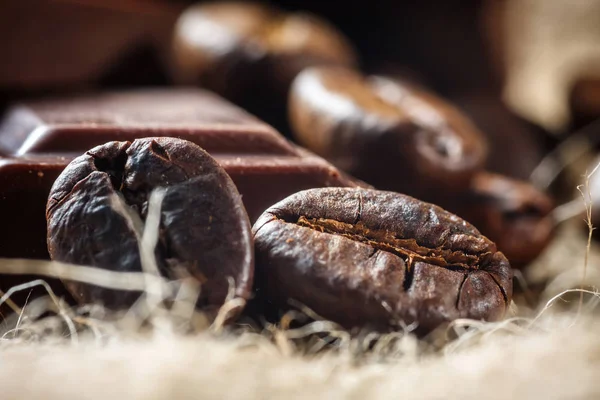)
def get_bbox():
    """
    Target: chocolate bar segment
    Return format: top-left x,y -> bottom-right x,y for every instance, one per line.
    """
0,89 -> 295,155
0,155 -> 75,311
219,150 -> 361,222
0,155 -> 69,258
